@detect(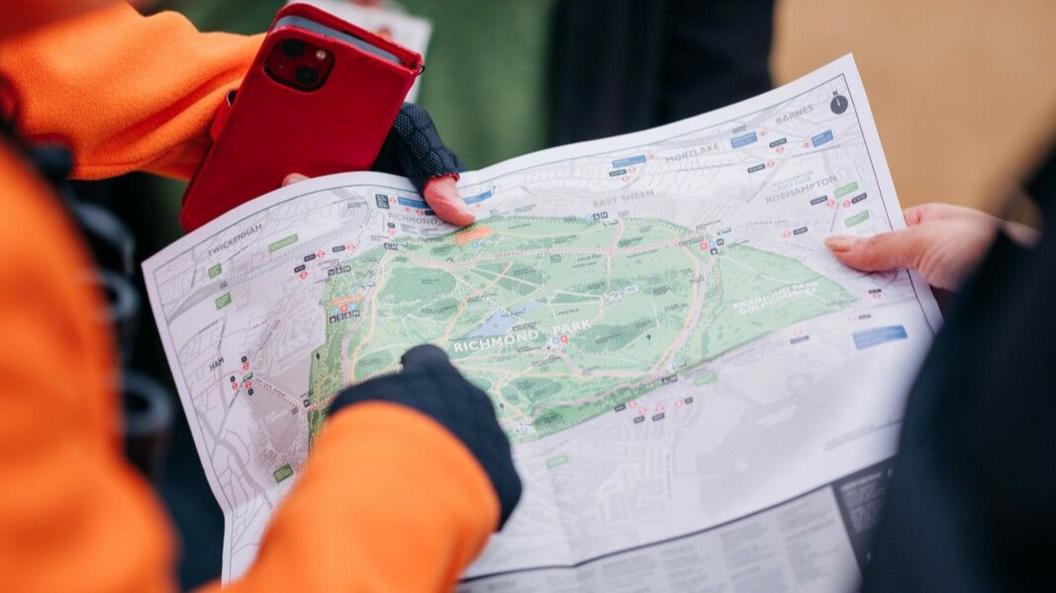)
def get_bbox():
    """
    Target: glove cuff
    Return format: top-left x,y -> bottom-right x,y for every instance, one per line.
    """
373,103 -> 465,194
